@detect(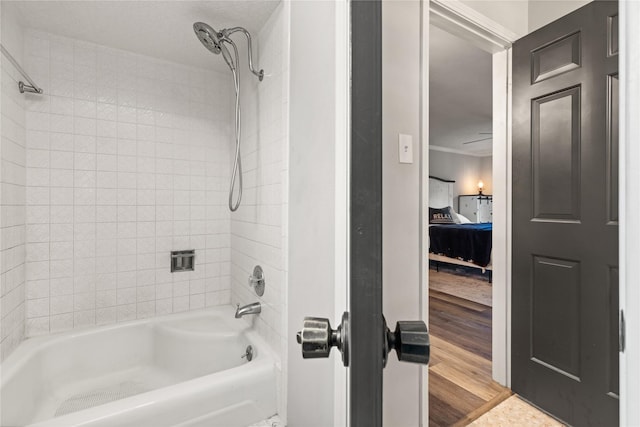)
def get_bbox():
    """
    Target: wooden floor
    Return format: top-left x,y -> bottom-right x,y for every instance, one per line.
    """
429,275 -> 511,426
